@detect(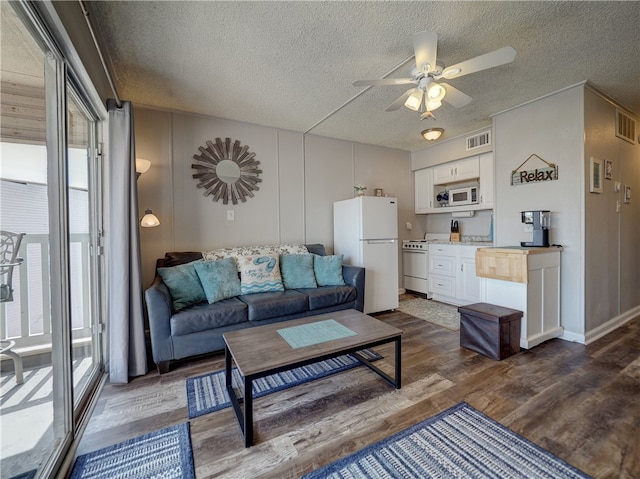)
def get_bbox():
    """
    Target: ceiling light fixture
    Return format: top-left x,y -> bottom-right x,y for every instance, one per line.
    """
421,128 -> 444,141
